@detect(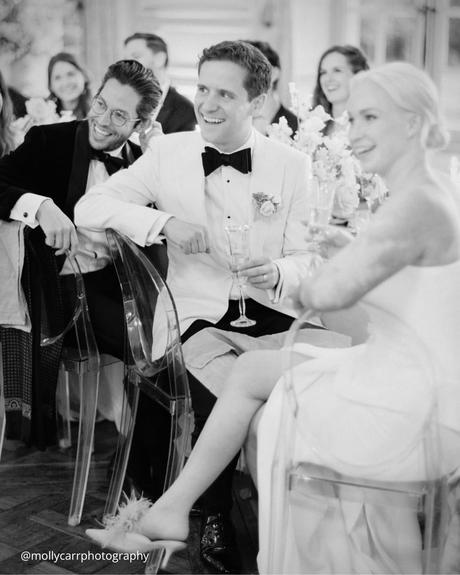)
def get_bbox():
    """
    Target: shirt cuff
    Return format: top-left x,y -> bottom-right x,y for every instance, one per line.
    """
145,213 -> 174,245
10,193 -> 51,229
